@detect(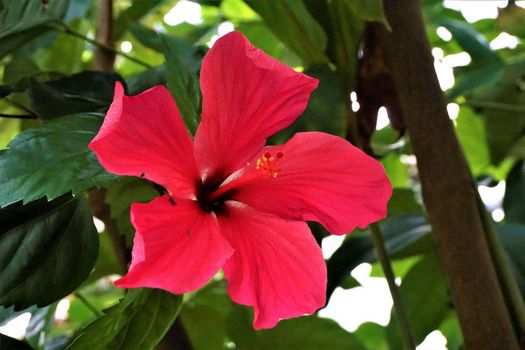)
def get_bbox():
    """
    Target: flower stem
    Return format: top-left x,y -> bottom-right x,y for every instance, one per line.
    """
370,222 -> 415,350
